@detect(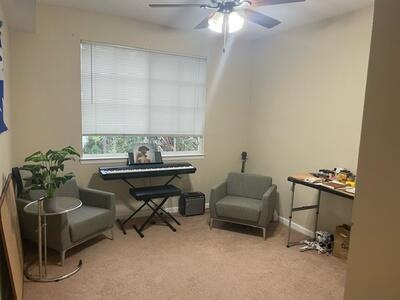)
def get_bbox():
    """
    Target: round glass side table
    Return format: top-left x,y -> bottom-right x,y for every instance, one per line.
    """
24,196 -> 83,282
